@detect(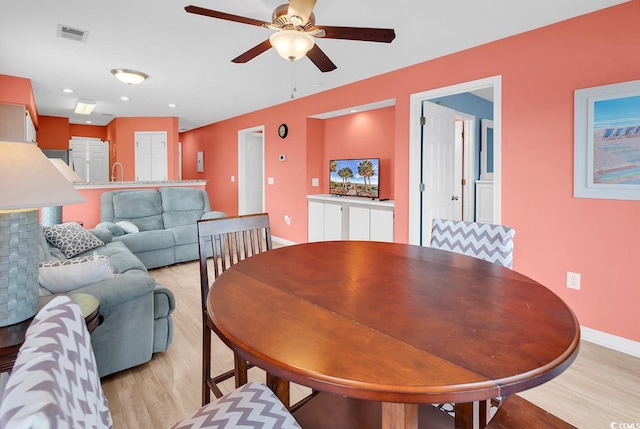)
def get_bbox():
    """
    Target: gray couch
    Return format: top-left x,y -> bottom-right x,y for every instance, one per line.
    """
98,187 -> 226,269
38,227 -> 175,377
